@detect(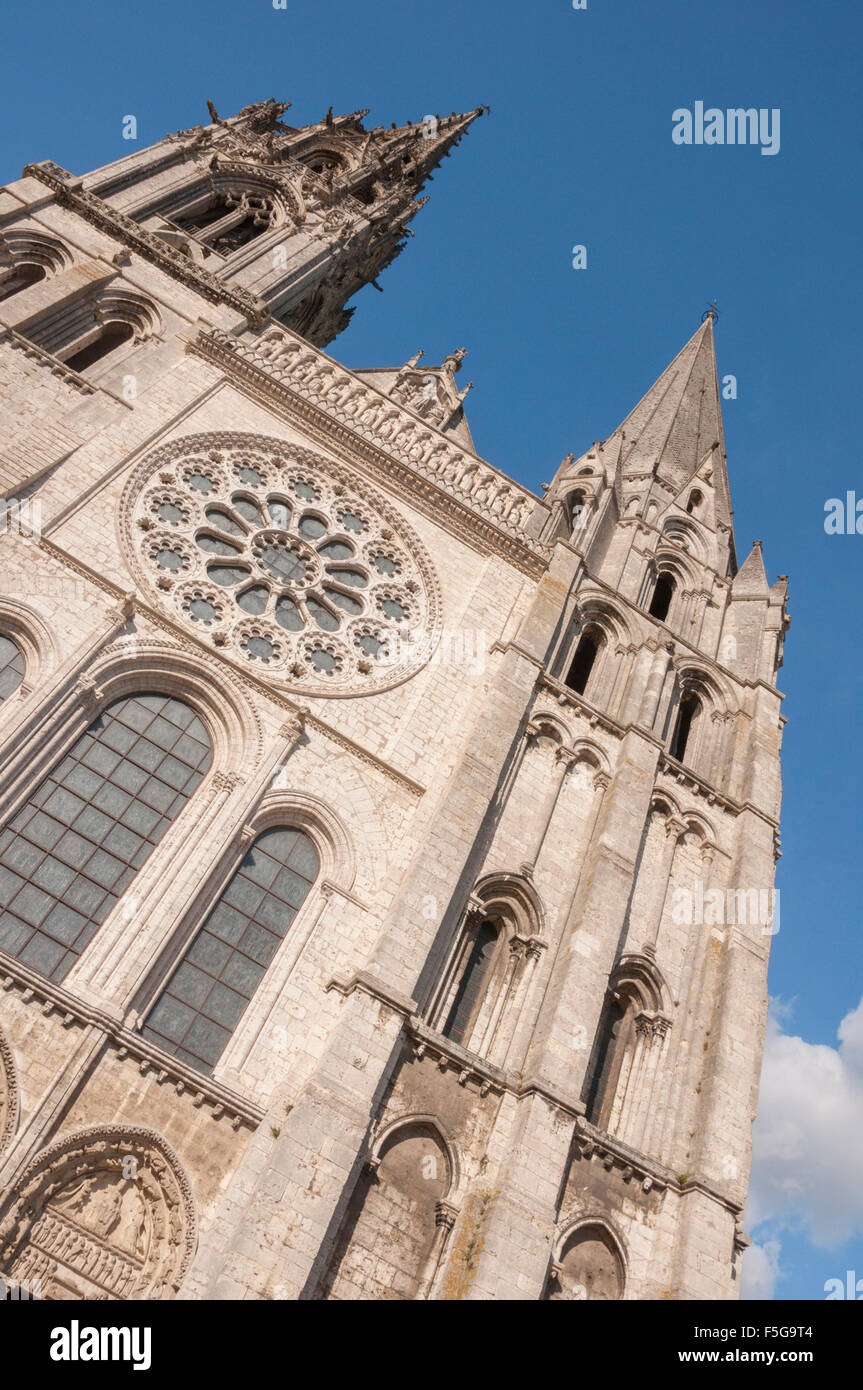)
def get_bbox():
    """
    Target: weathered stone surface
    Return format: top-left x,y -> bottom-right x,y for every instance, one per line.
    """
0,101 -> 786,1302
